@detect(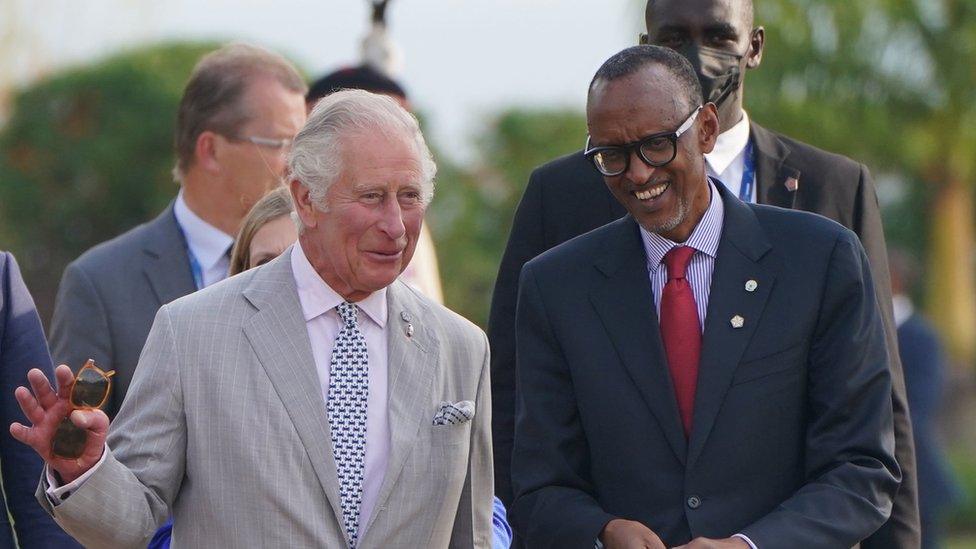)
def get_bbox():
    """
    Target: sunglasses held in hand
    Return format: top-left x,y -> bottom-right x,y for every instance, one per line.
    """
52,359 -> 114,459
